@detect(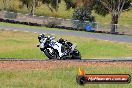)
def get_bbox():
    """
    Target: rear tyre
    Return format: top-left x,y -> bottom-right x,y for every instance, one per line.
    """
71,49 -> 81,60
44,48 -> 59,59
